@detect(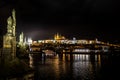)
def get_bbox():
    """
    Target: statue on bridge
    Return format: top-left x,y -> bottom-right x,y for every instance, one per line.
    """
2,9 -> 16,60
7,9 -> 16,36
7,16 -> 13,34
